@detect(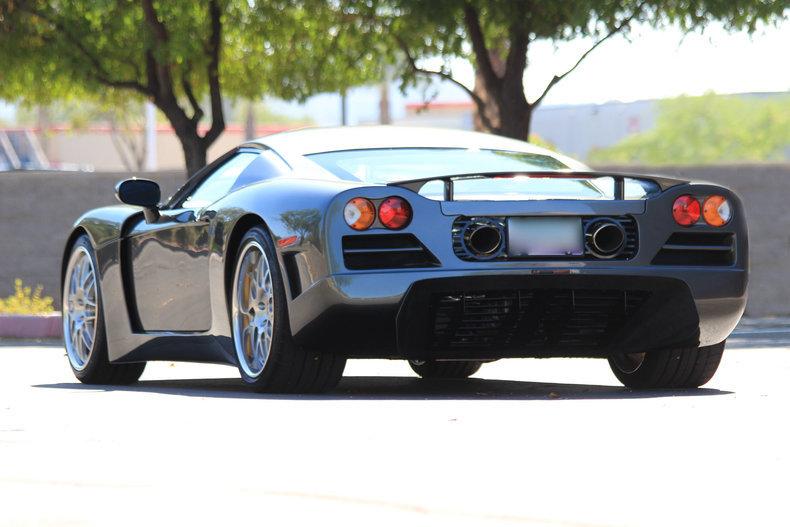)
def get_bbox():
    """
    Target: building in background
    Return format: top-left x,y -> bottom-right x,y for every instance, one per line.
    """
1,81 -> 787,171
